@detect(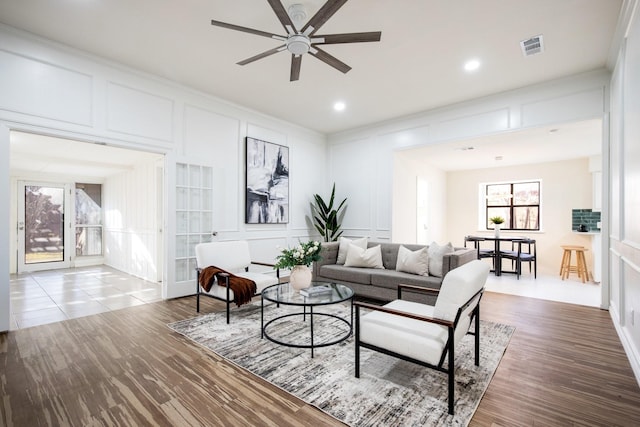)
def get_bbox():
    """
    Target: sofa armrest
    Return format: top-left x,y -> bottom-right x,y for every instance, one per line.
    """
442,248 -> 477,277
312,241 -> 340,279
397,283 -> 440,299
